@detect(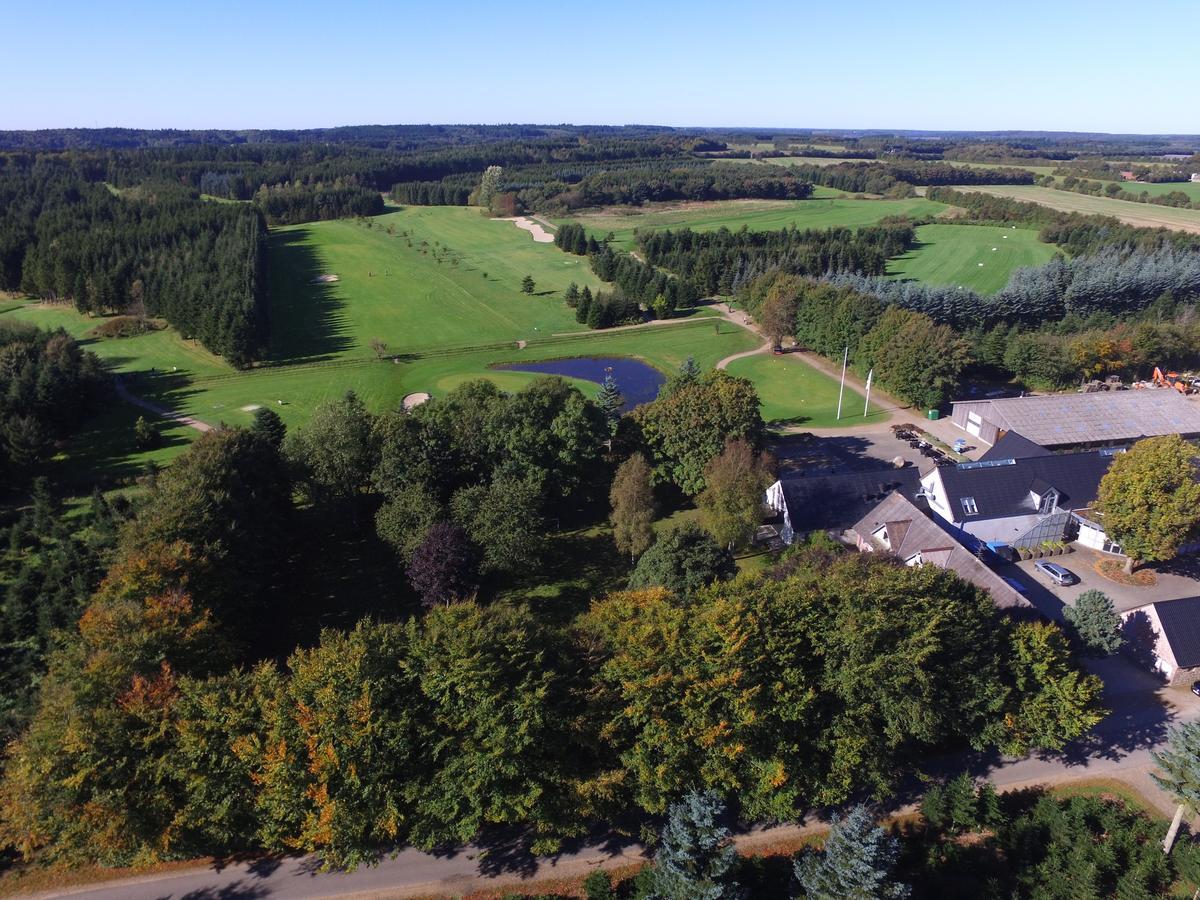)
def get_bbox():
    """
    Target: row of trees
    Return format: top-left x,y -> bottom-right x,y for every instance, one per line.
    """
0,525 -> 1104,871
